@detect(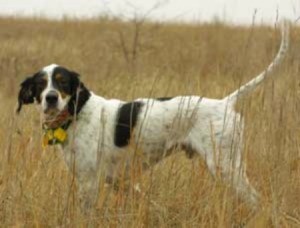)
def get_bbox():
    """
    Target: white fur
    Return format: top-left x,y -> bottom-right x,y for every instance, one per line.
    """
39,21 -> 289,210
63,94 -> 257,208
